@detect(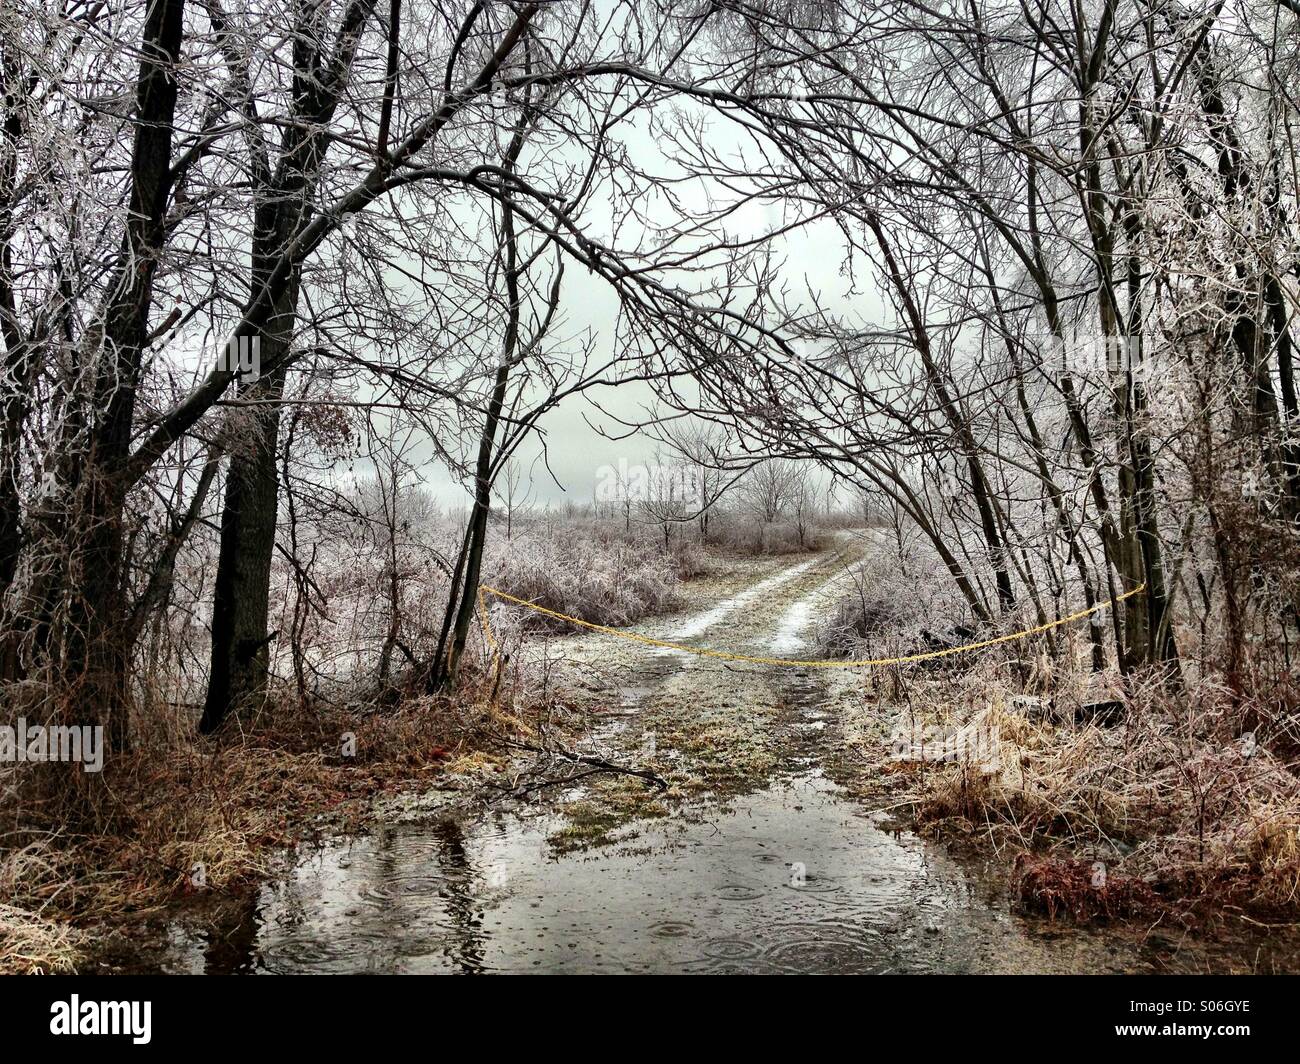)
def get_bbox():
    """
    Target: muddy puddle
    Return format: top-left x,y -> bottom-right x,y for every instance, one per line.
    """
113,768 -> 1293,974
